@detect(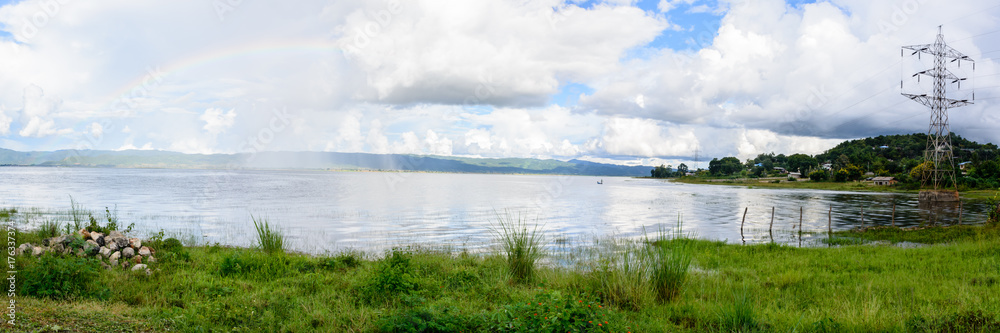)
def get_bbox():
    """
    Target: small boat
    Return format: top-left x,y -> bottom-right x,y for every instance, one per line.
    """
597,179 -> 603,184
